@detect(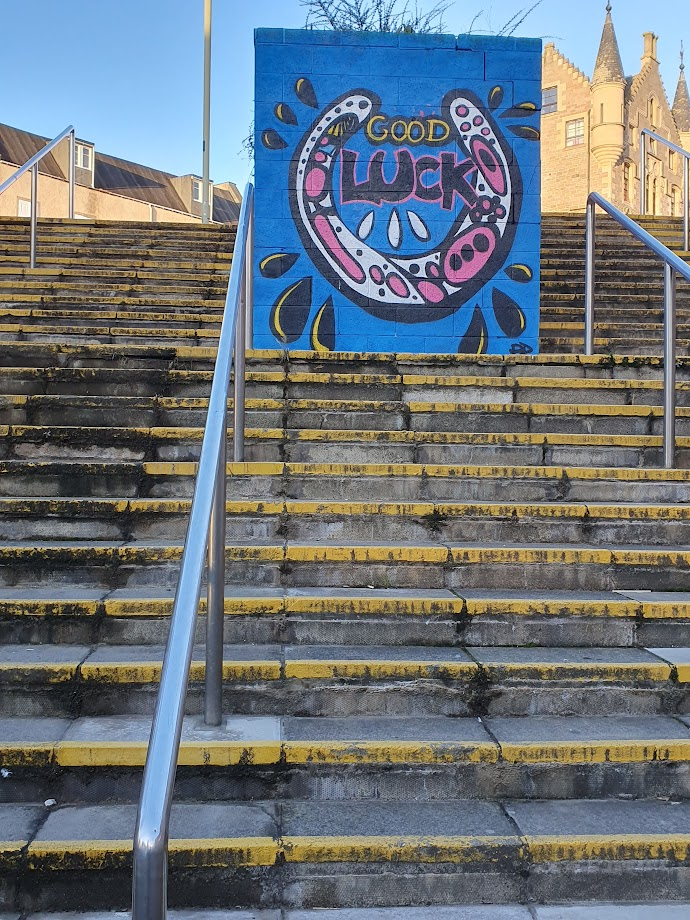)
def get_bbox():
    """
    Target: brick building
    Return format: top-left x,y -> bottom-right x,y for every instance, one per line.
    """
542,3 -> 690,214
